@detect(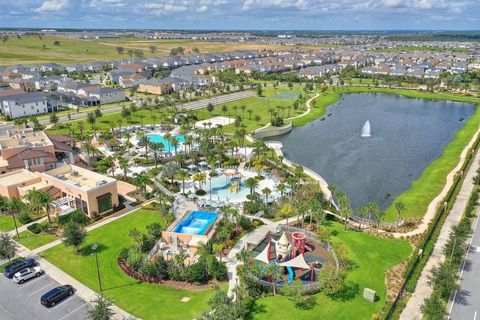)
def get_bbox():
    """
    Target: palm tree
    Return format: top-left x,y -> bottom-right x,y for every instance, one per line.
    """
132,173 -> 149,196
244,177 -> 259,196
357,205 -> 368,230
395,201 -> 406,229
276,183 -> 287,199
37,191 -> 53,224
262,187 -> 272,204
138,134 -> 150,161
118,157 -> 129,180
265,263 -> 282,296
175,169 -> 190,194
104,156 -> 115,177
279,202 -> 293,226
0,196 -> 19,238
